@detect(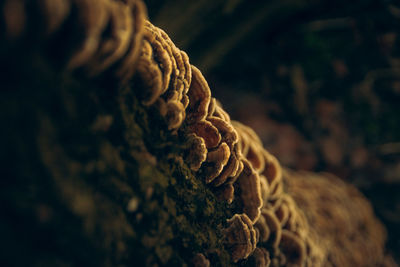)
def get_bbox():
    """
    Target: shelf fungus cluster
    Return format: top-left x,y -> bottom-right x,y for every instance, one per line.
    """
135,20 -> 192,130
284,170 -> 397,267
227,122 -> 323,266
1,0 -> 147,83
184,83 -> 246,208
140,21 -> 396,266
138,22 -> 395,264
2,0 -> 396,266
